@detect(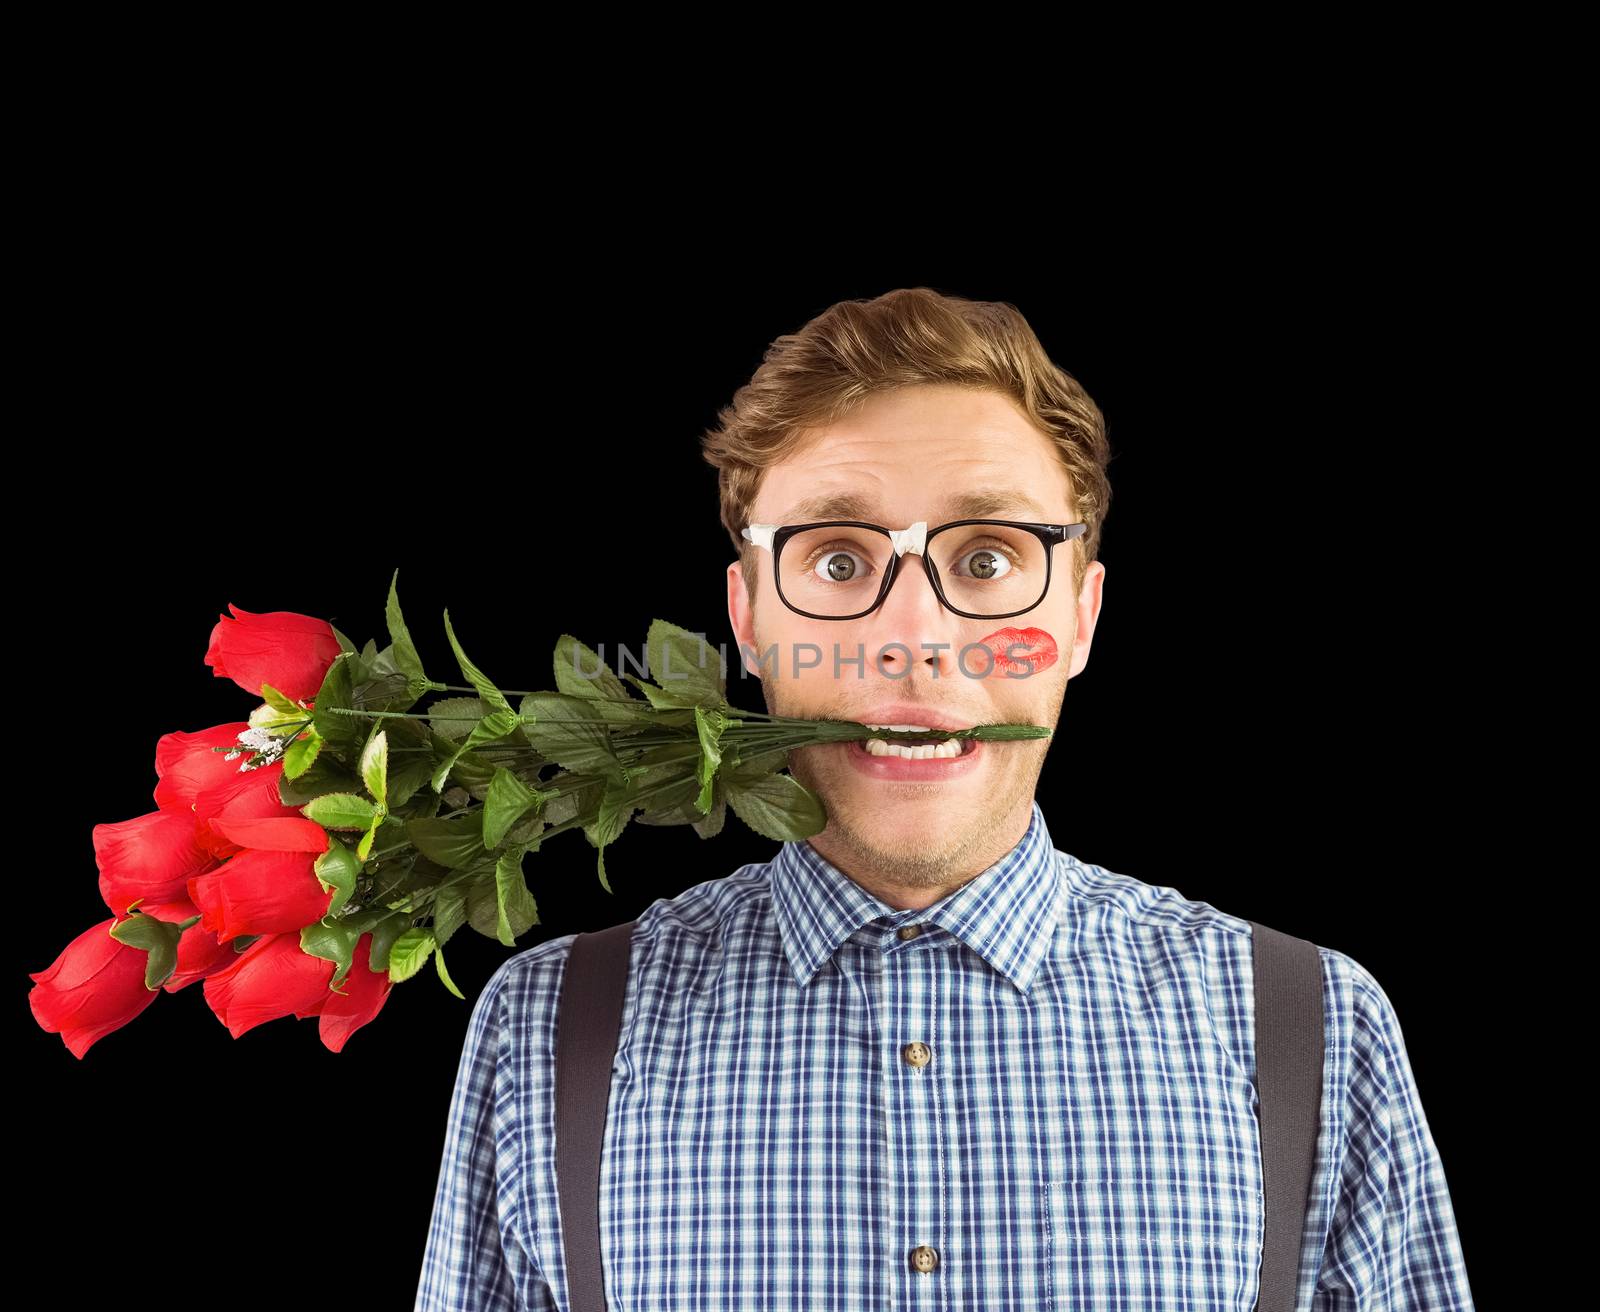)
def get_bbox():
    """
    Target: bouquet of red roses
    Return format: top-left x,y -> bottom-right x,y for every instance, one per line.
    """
28,570 -> 1050,1058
